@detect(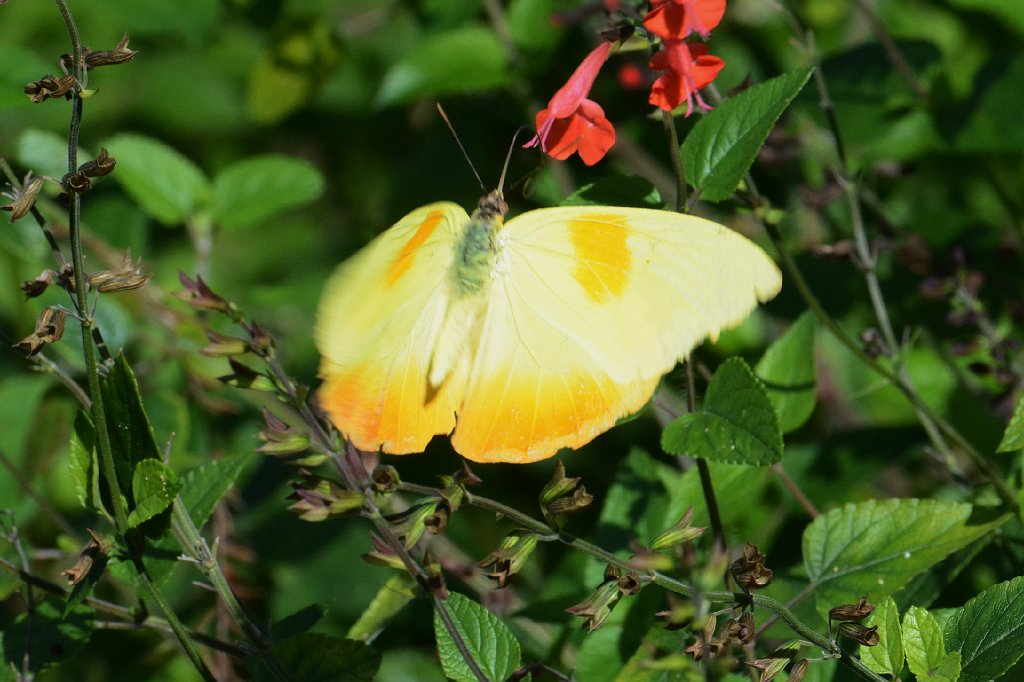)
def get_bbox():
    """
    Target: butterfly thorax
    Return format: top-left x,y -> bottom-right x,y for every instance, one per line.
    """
450,192 -> 507,298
